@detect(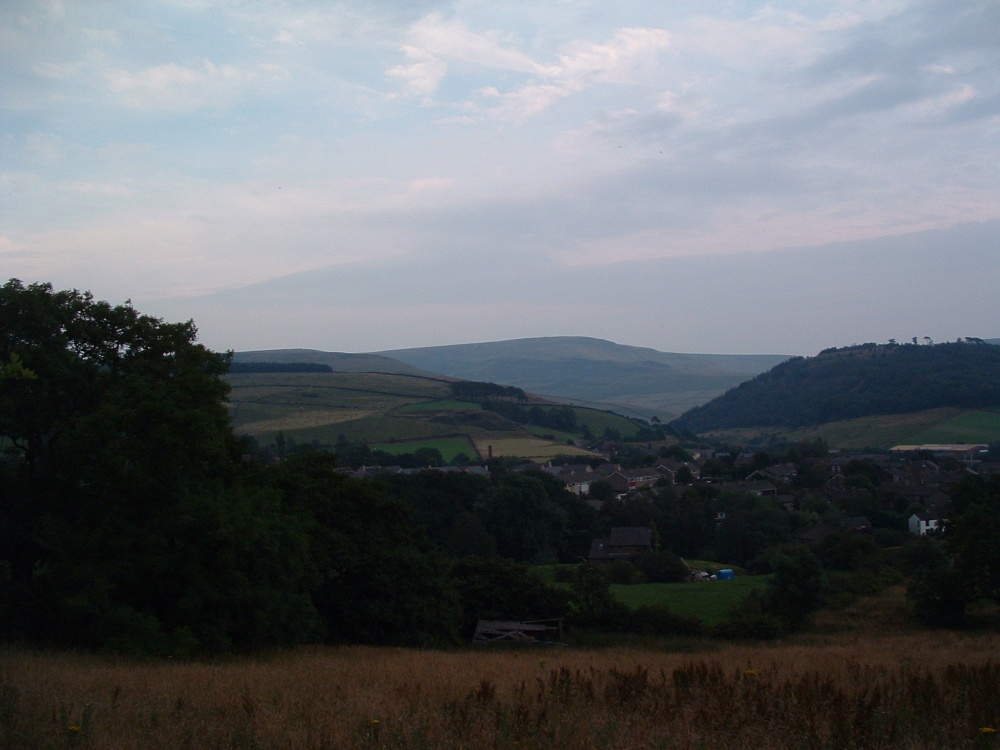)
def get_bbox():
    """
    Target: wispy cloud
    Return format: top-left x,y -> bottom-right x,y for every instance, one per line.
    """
1,0 -> 998,354
387,15 -> 670,119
